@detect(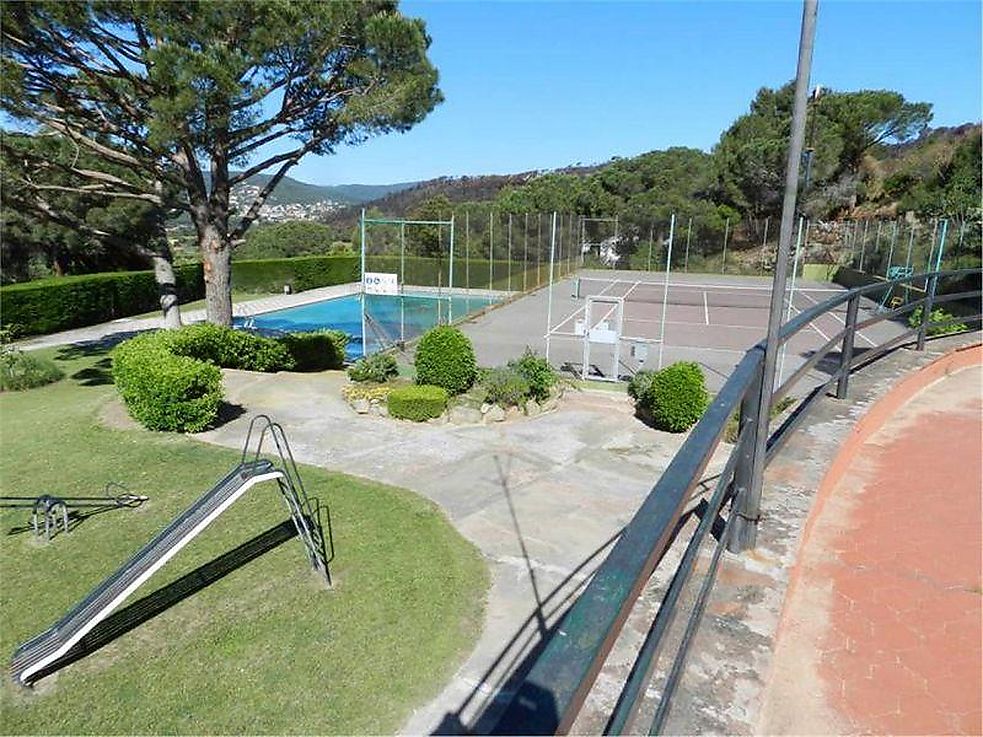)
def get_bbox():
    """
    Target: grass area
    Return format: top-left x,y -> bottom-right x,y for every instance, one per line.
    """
0,346 -> 488,733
